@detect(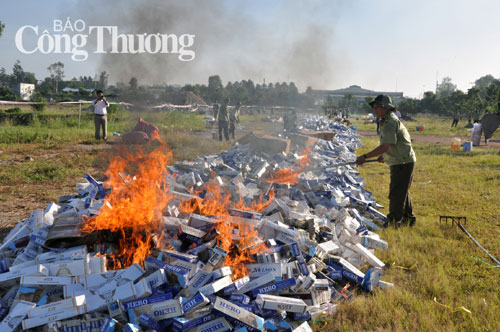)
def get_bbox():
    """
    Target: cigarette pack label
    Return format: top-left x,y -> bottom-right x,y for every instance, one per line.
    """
181,292 -> 209,314
145,269 -> 168,289
132,298 -> 182,321
172,312 -> 216,331
222,276 -> 250,295
251,278 -> 296,296
122,293 -> 174,310
229,294 -> 250,305
246,263 -> 282,278
236,274 -> 275,294
195,317 -> 232,332
256,294 -> 307,314
213,297 -> 264,331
